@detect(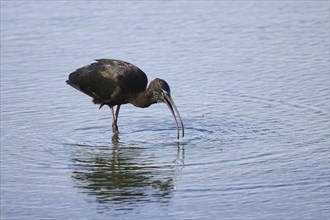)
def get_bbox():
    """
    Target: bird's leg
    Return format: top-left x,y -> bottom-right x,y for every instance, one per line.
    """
110,107 -> 119,133
115,105 -> 121,124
